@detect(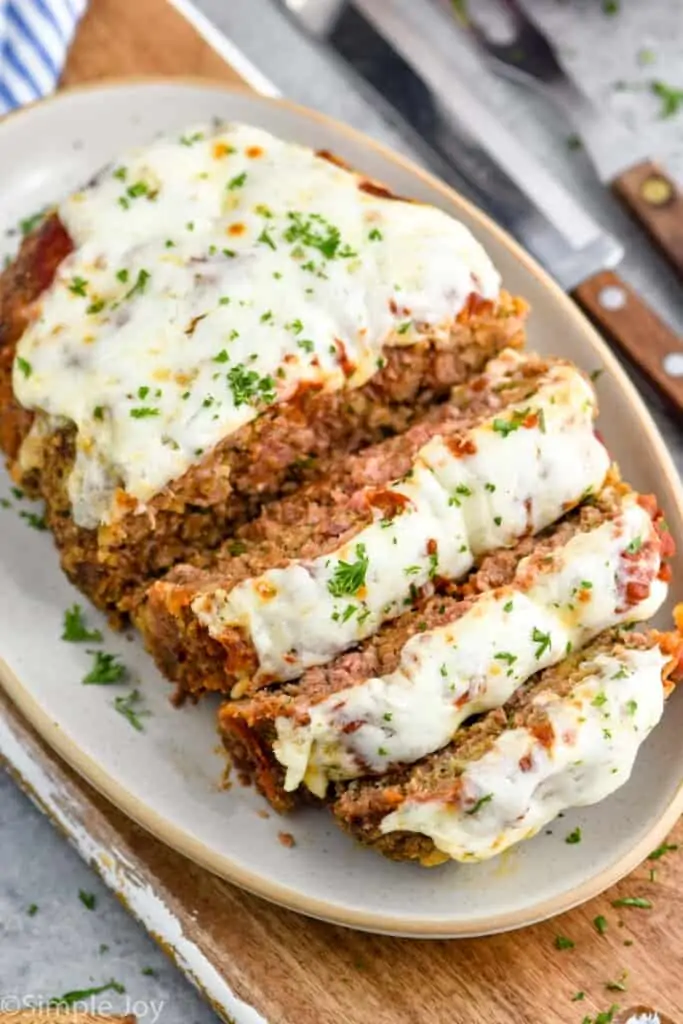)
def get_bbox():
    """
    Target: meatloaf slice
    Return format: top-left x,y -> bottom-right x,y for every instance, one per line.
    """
138,349 -> 610,700
219,479 -> 673,811
0,122 -> 528,619
331,625 -> 683,865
